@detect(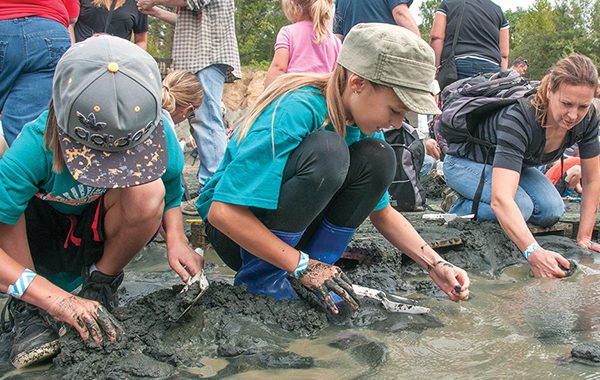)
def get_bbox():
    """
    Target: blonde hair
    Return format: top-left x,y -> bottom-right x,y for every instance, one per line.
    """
92,0 -> 125,9
532,54 -> 598,125
161,70 -> 203,114
43,100 -> 66,173
237,65 -> 348,145
282,0 -> 334,44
